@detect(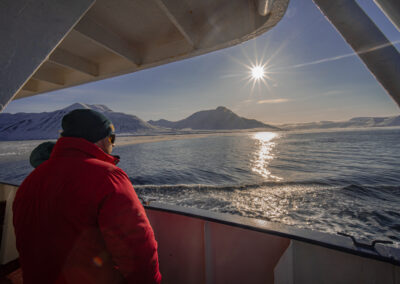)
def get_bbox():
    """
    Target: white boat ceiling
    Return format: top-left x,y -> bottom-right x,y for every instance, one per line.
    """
3,0 -> 399,110
15,0 -> 289,101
